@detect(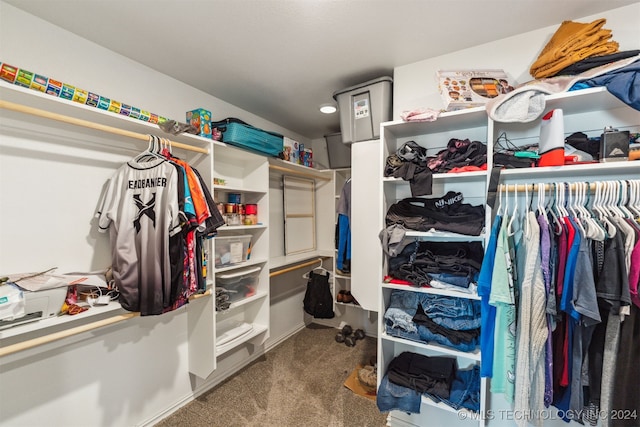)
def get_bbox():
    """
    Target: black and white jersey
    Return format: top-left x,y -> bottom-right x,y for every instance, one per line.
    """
97,158 -> 181,315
